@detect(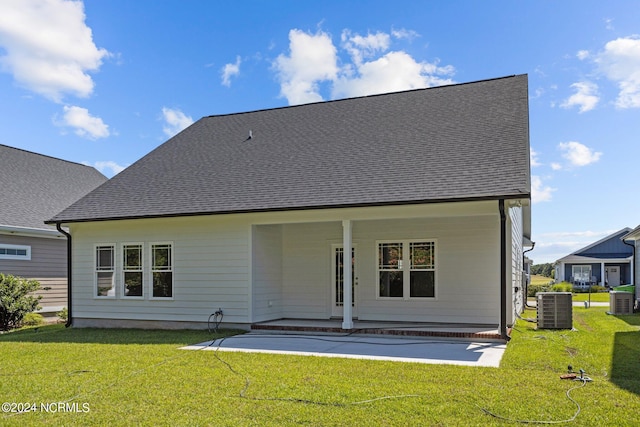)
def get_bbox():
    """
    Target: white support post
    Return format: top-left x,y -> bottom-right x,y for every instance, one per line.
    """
601,262 -> 606,287
342,219 -> 353,330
